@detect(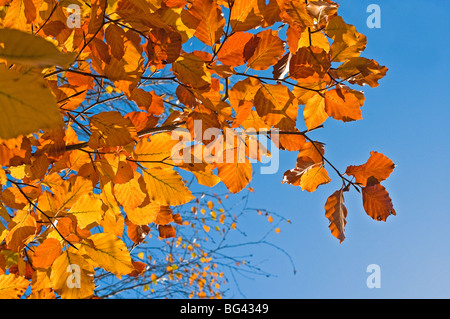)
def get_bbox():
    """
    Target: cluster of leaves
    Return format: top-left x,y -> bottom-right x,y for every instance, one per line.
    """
0,0 -> 394,298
